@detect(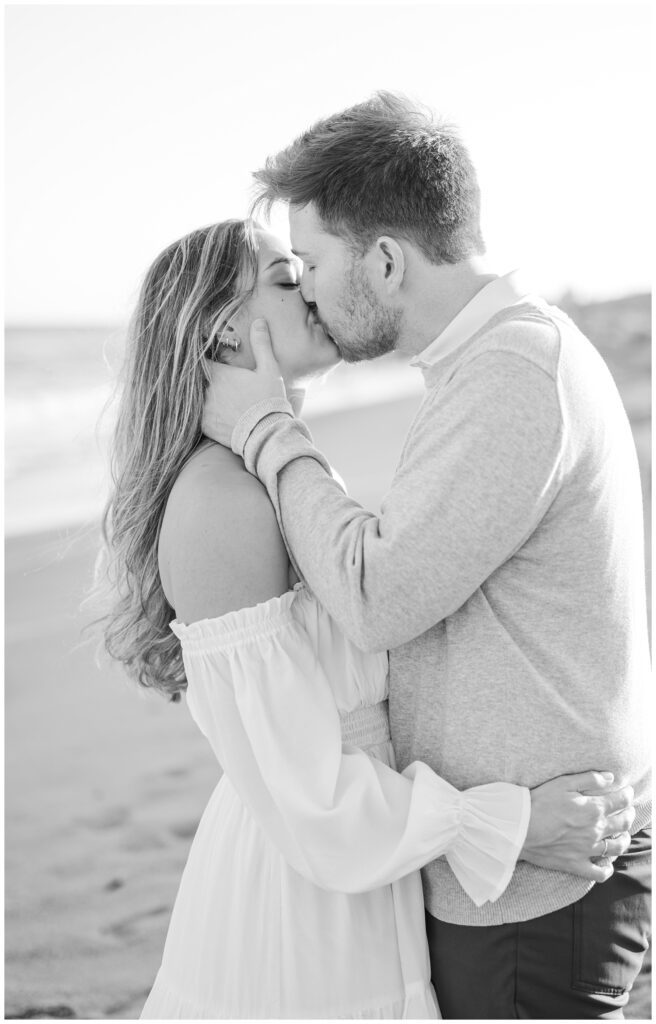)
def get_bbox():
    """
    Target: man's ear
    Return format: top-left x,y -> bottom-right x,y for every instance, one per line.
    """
372,236 -> 405,294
